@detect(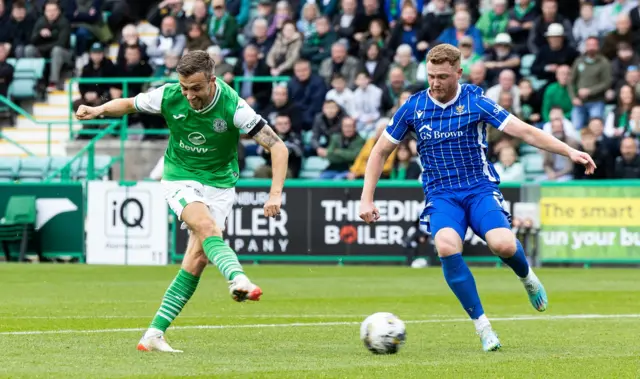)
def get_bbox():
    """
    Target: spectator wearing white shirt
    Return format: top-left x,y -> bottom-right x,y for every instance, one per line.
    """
493,146 -> 525,182
146,16 -> 186,67
325,73 -> 356,116
543,106 -> 580,141
352,71 -> 382,136
485,69 -> 521,115
572,0 -> 600,54
598,0 -> 638,35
